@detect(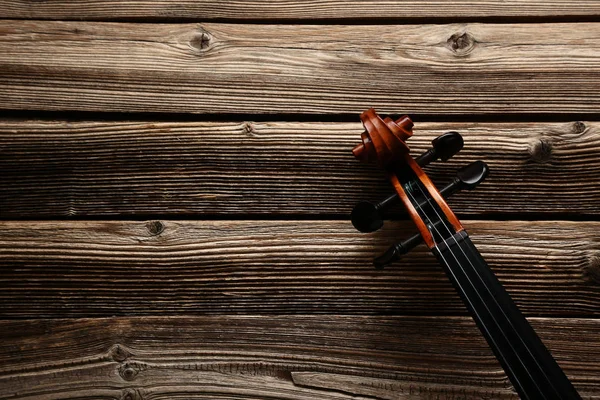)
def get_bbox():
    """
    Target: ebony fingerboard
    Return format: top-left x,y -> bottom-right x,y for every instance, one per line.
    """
432,231 -> 581,400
